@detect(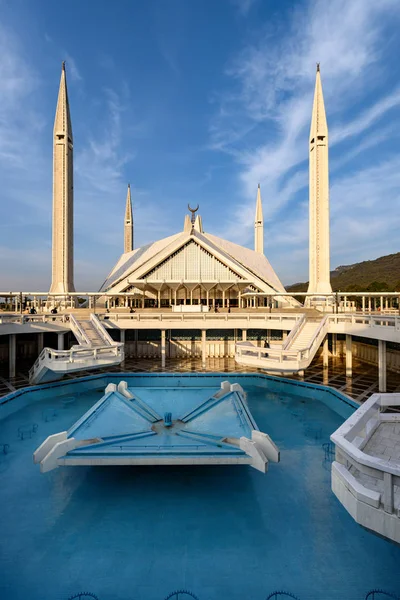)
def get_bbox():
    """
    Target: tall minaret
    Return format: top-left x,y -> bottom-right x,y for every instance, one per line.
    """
124,183 -> 134,253
254,183 -> 264,254
49,62 -> 75,295
307,64 -> 332,295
